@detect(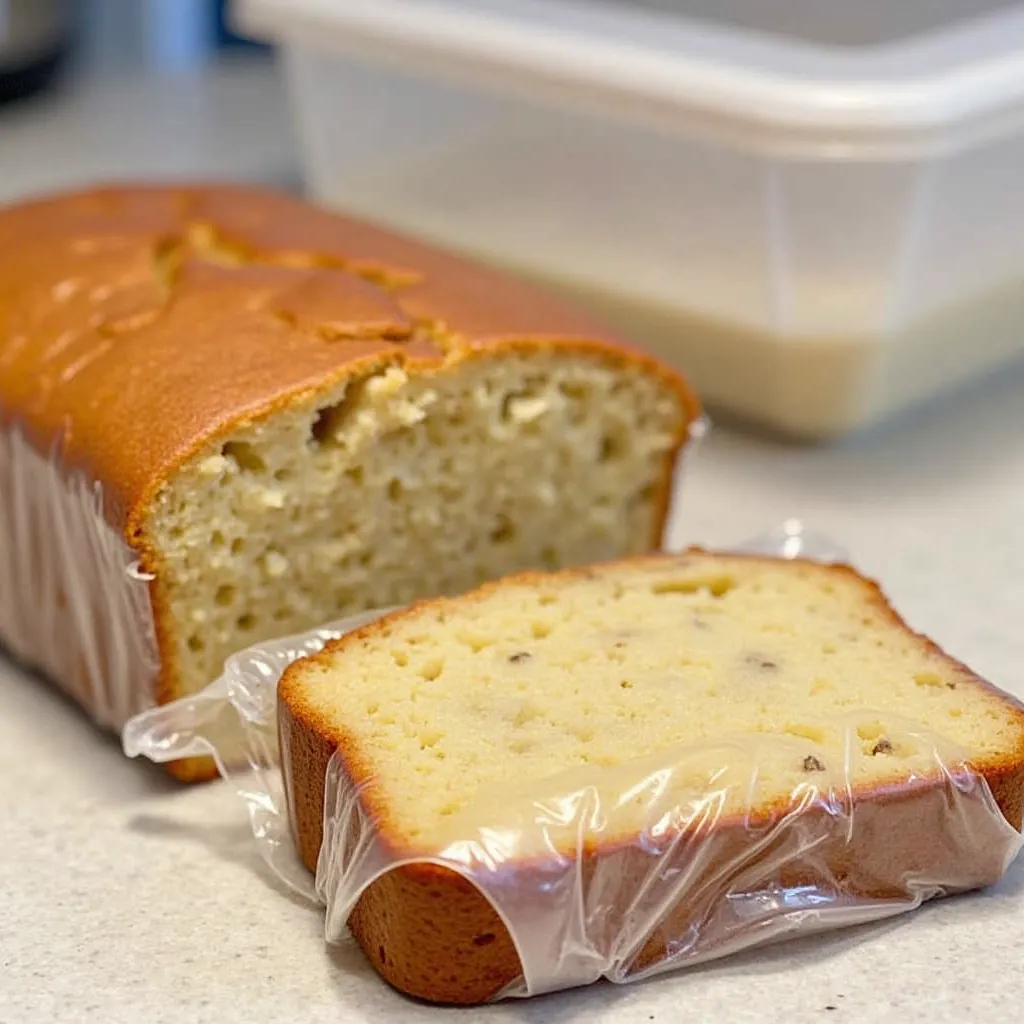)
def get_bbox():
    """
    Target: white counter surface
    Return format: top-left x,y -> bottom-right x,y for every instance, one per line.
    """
2,57 -> 1024,1024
